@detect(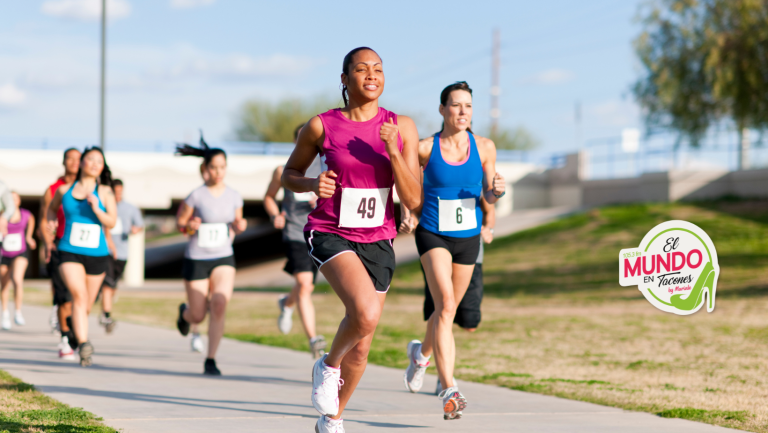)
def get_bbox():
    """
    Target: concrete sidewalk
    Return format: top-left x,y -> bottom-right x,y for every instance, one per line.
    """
2,306 -> 734,432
